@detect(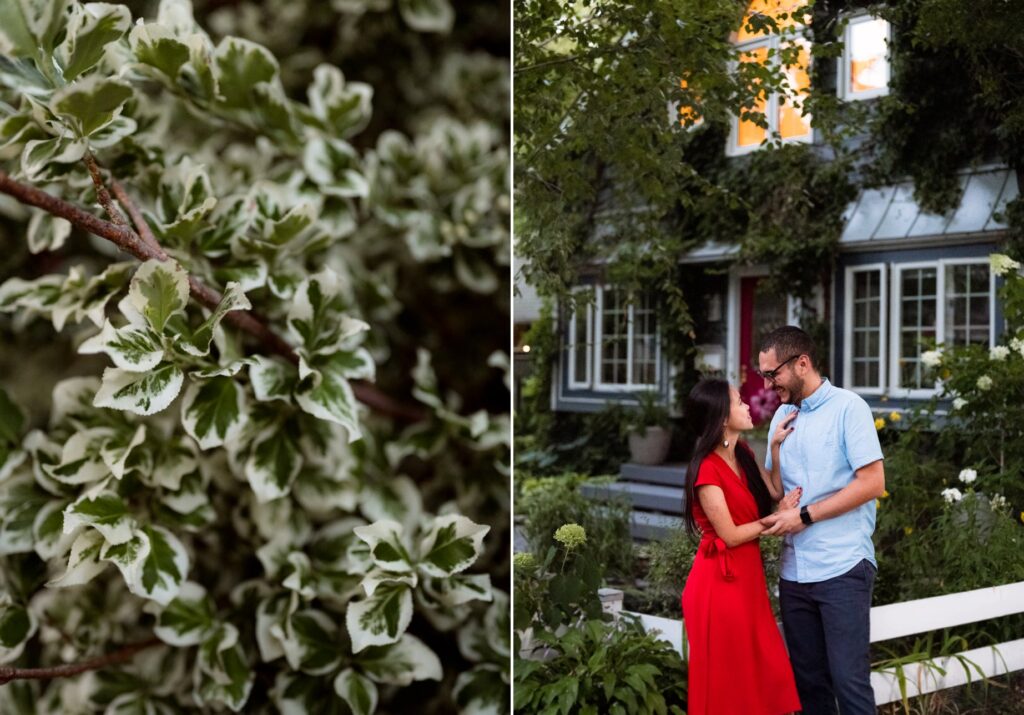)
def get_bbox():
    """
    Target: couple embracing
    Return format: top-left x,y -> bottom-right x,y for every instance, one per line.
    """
681,326 -> 886,715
